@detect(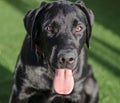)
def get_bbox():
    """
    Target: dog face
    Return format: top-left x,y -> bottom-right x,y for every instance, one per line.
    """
24,0 -> 94,95
37,2 -> 88,69
24,0 -> 94,69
